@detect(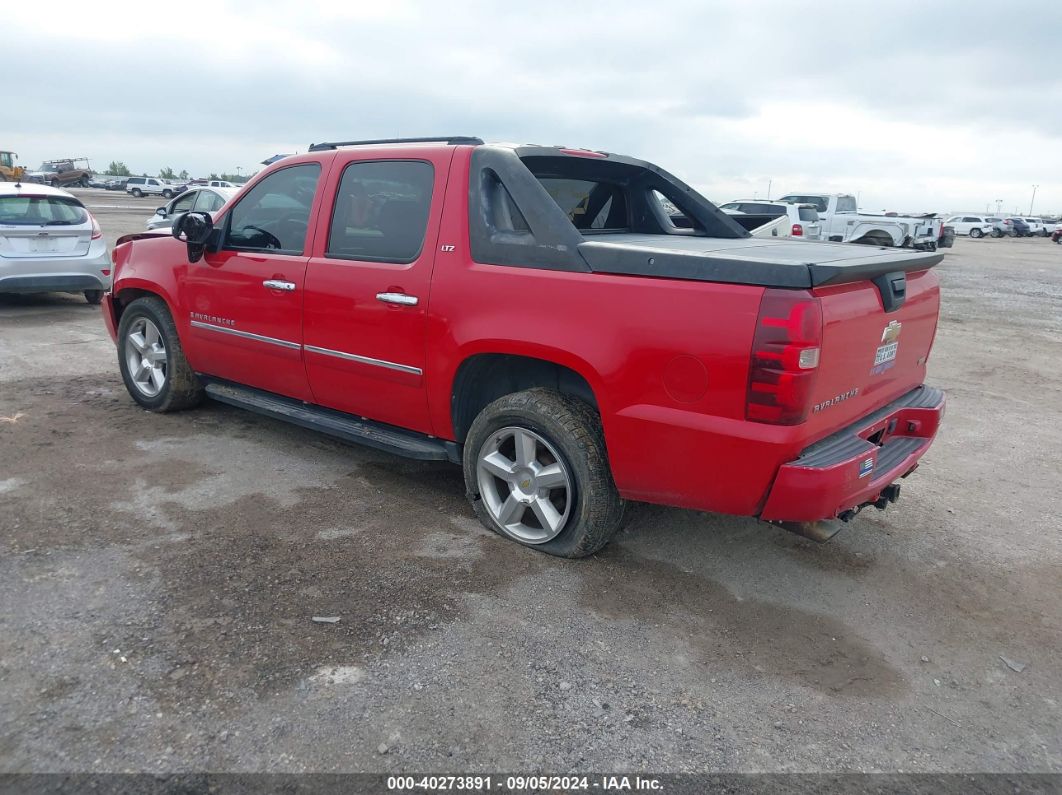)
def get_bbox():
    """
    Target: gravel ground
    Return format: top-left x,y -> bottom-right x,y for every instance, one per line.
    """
1,193 -> 1060,776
